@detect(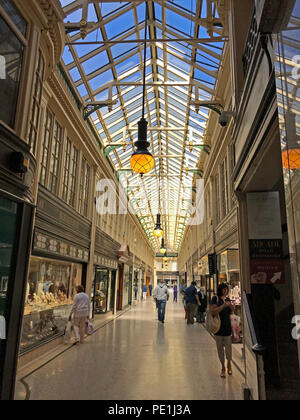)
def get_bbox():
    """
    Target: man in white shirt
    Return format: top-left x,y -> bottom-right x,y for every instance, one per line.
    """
153,280 -> 170,323
71,285 -> 90,344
